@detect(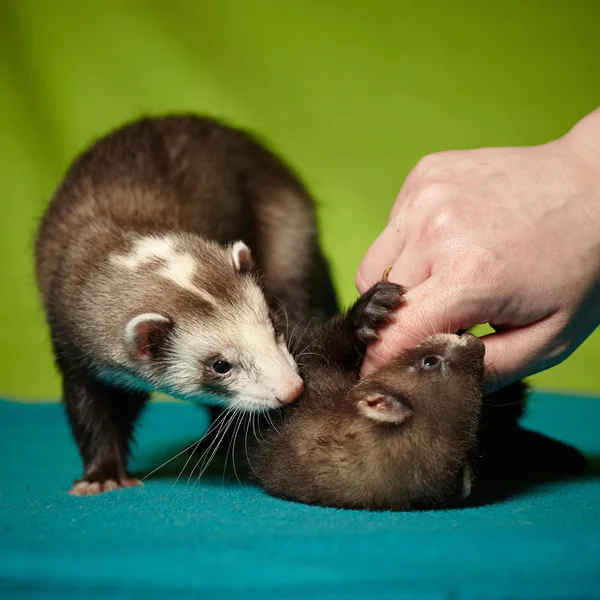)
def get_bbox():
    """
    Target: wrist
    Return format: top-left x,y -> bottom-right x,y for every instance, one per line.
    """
556,107 -> 600,280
